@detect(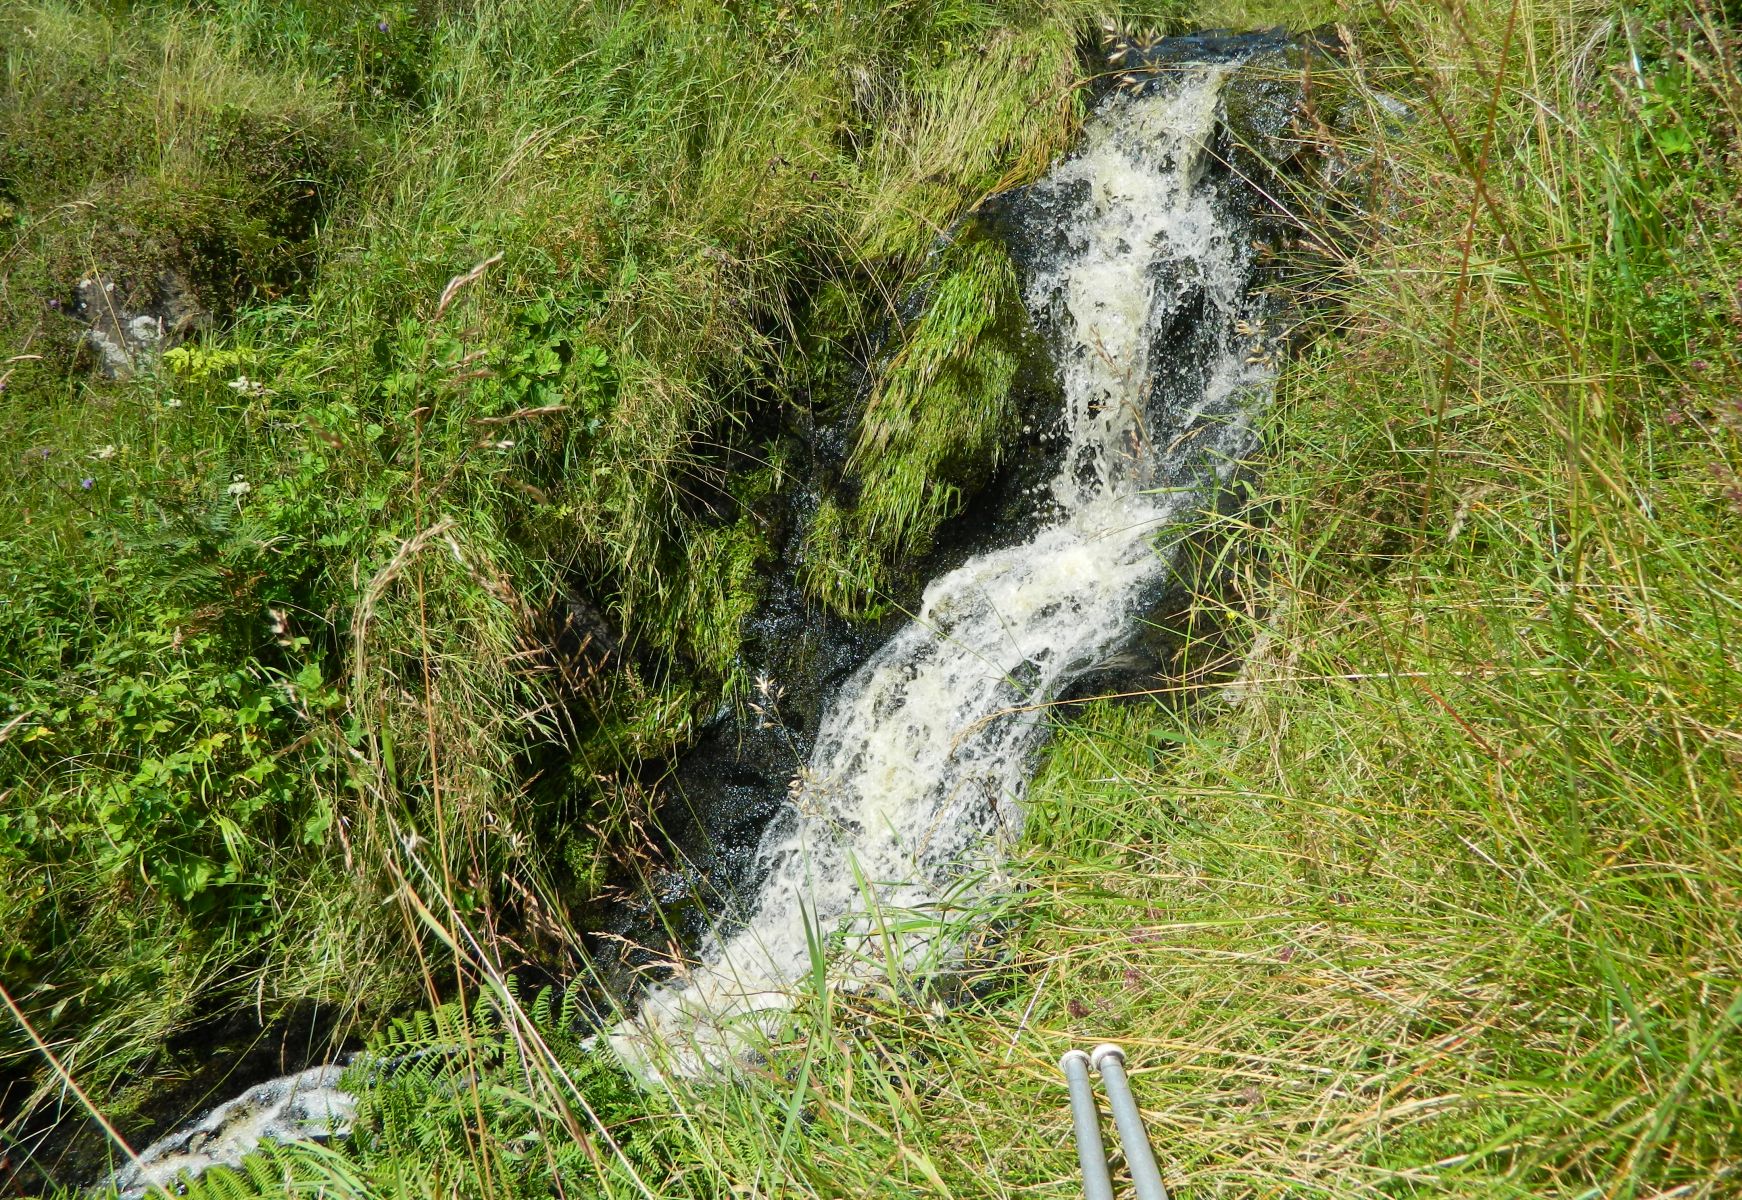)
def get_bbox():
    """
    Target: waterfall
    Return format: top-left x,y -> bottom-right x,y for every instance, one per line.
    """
93,55 -> 1281,1193
613,62 -> 1274,1079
